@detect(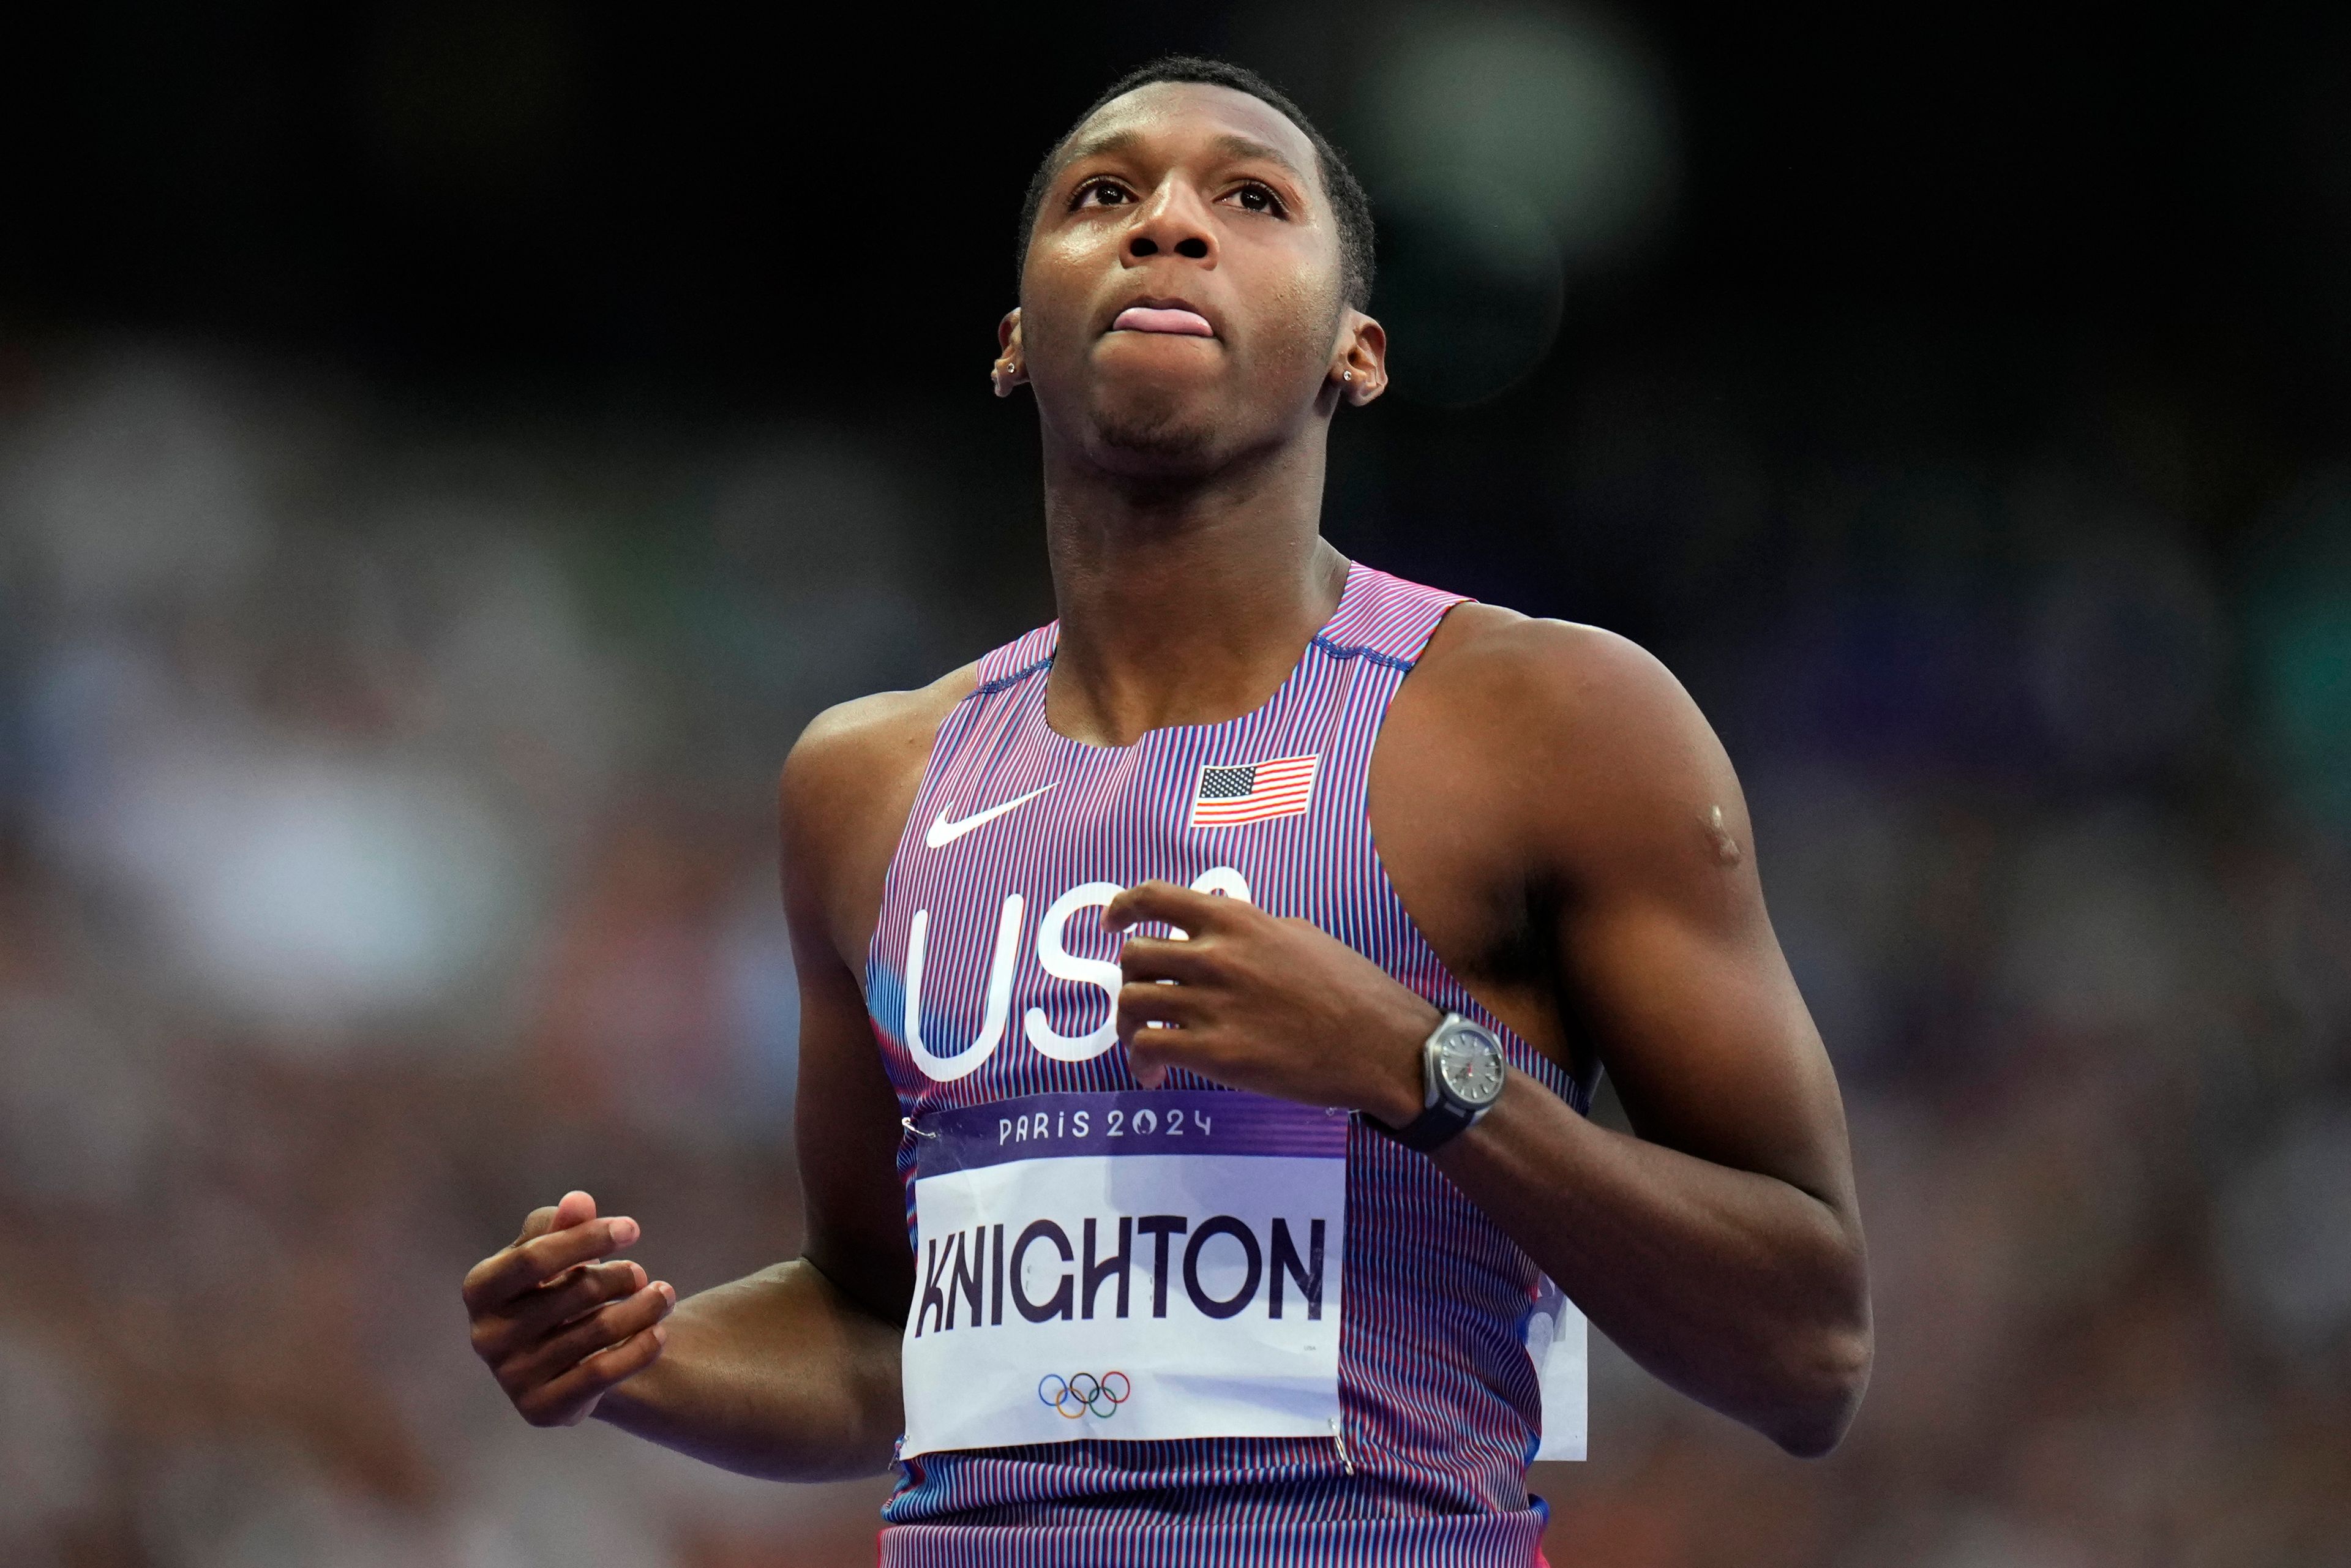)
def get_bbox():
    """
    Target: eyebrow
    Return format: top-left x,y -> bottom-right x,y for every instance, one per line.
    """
1054,129 -> 1311,190
1208,133 -> 1308,184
